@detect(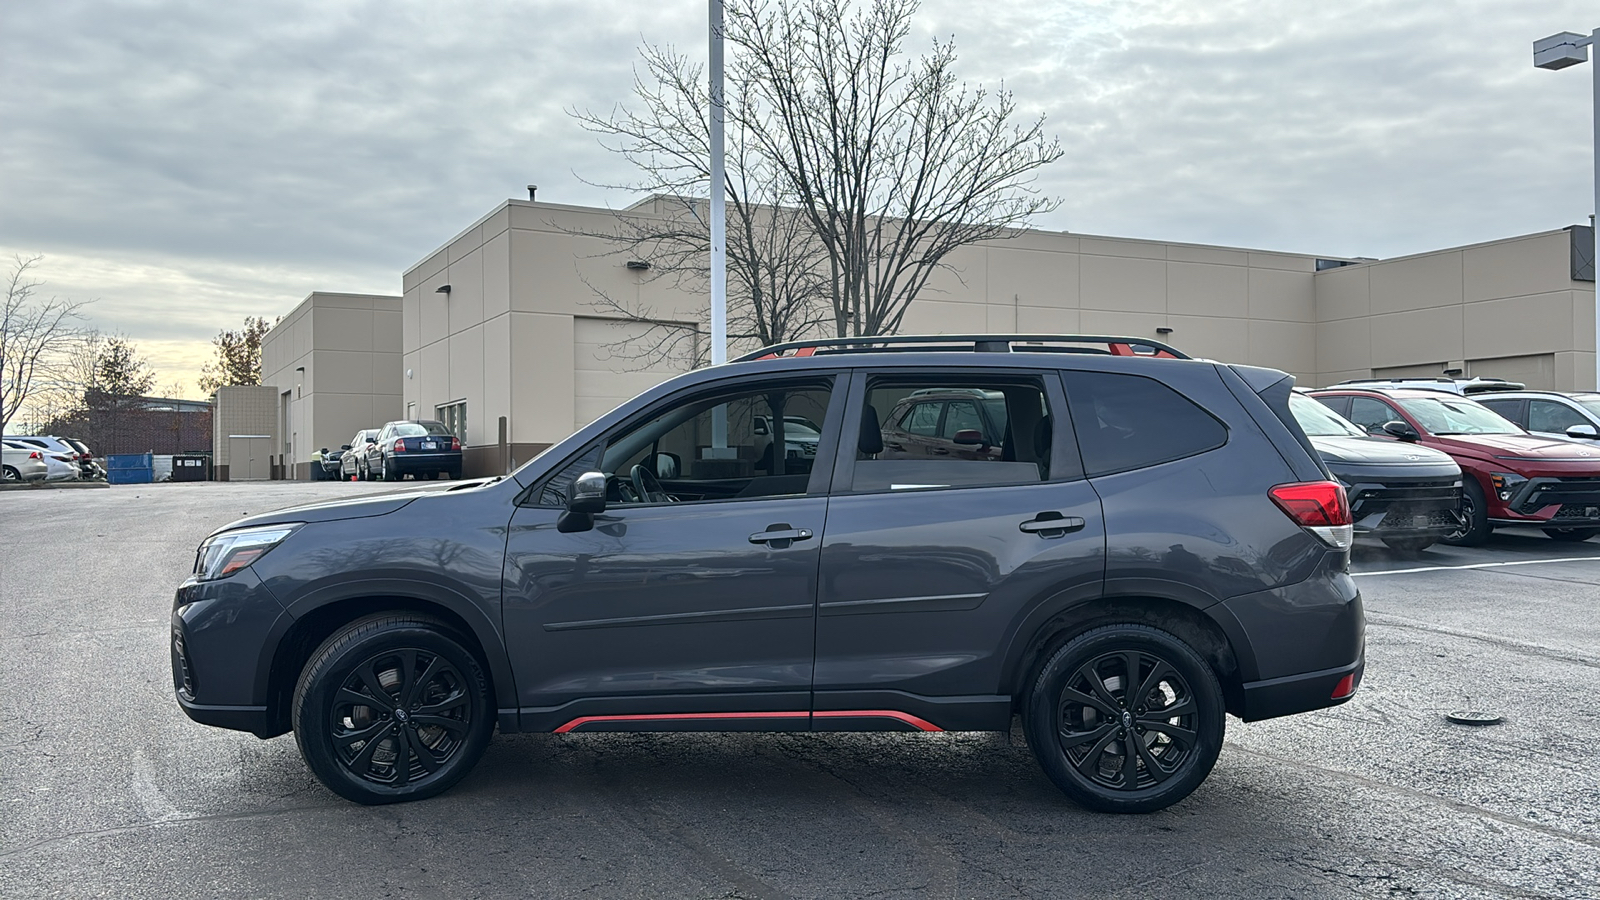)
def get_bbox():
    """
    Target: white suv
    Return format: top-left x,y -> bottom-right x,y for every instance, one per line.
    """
1475,392 -> 1600,444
